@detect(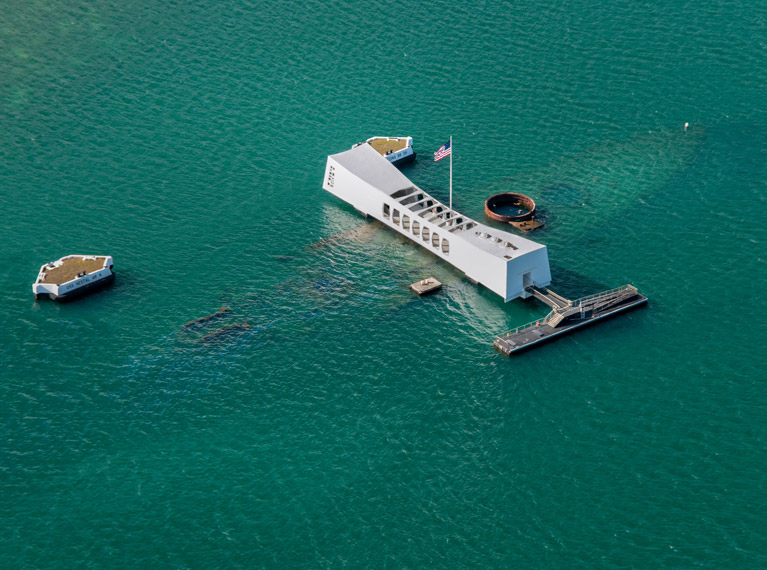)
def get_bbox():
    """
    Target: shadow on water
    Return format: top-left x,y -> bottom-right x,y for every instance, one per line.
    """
541,264 -> 613,299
